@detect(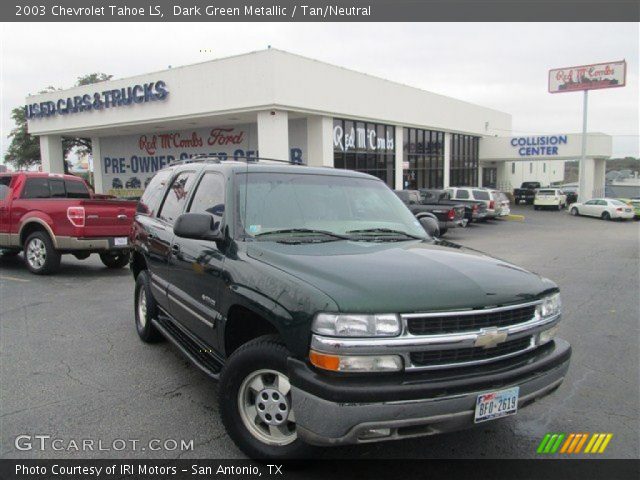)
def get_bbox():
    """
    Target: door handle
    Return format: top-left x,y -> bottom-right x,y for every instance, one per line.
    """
171,244 -> 180,255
